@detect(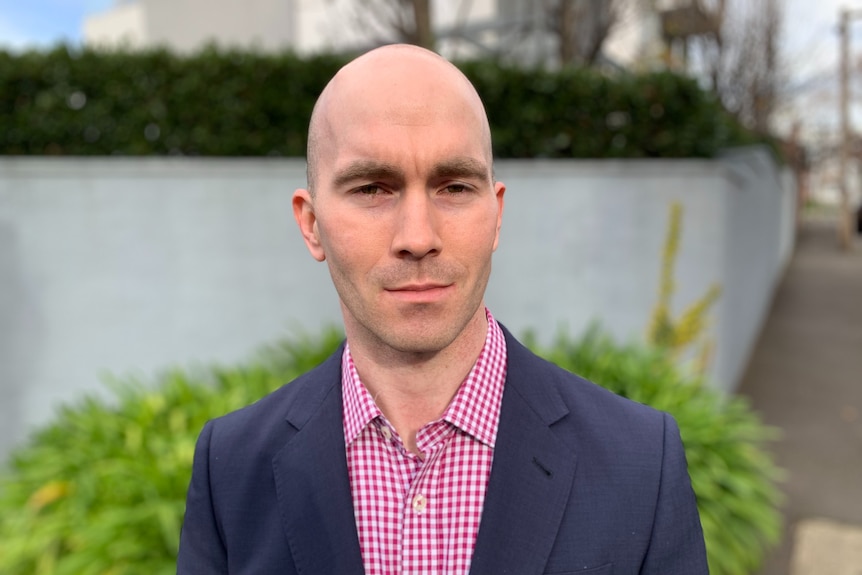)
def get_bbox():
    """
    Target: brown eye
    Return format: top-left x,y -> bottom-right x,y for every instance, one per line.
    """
357,185 -> 380,195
